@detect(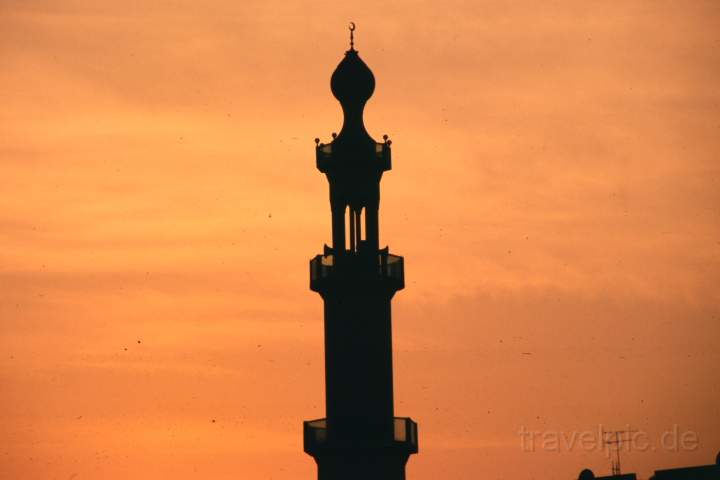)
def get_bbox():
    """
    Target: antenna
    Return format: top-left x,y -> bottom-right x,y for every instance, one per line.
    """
602,428 -> 638,475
